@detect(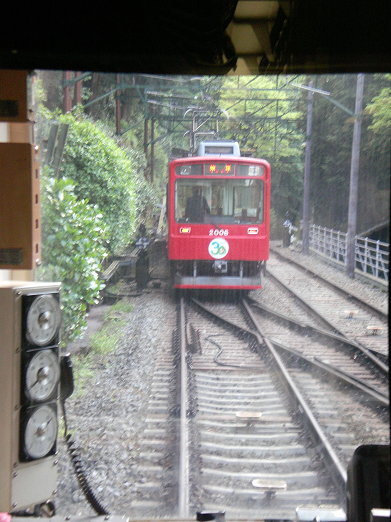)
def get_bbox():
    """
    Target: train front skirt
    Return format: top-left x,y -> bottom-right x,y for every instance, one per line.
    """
171,259 -> 265,289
